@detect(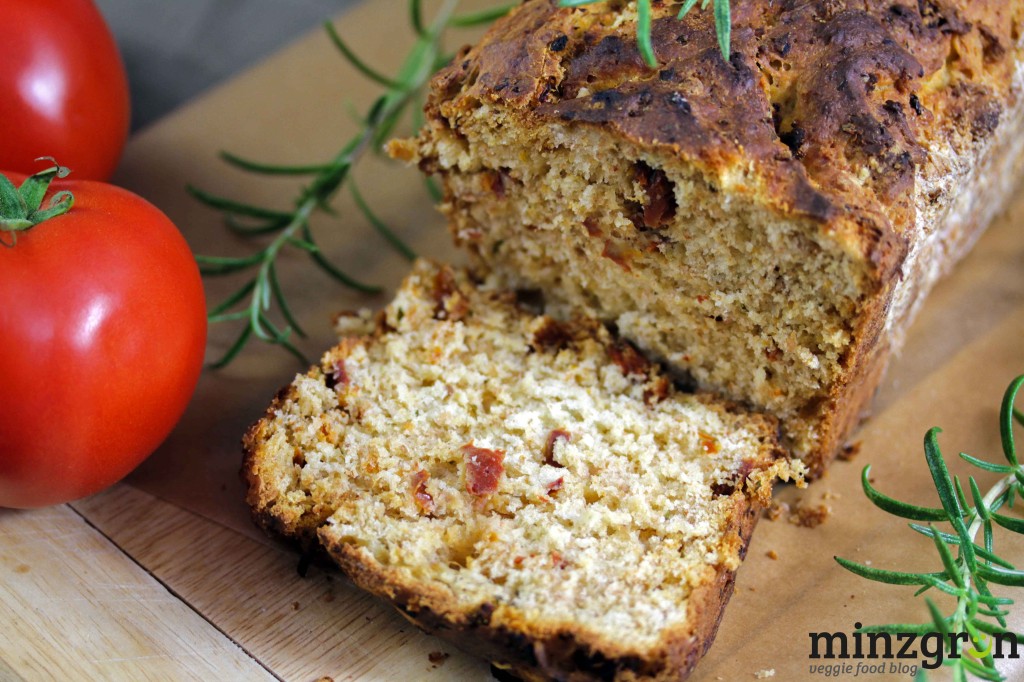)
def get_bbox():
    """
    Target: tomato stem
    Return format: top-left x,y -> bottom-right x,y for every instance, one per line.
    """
0,159 -> 74,246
